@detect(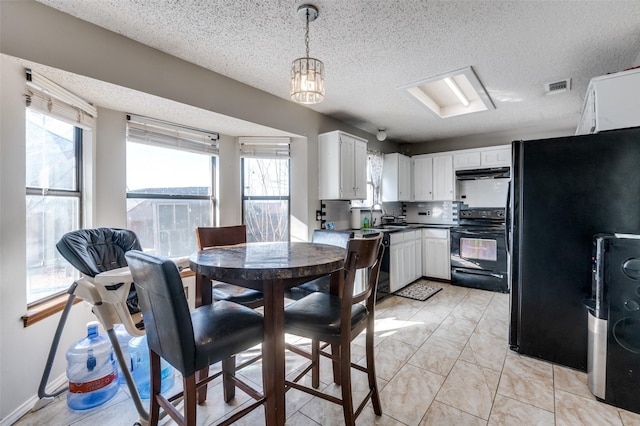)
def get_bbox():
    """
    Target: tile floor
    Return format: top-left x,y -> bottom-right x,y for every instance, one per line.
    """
15,281 -> 640,425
